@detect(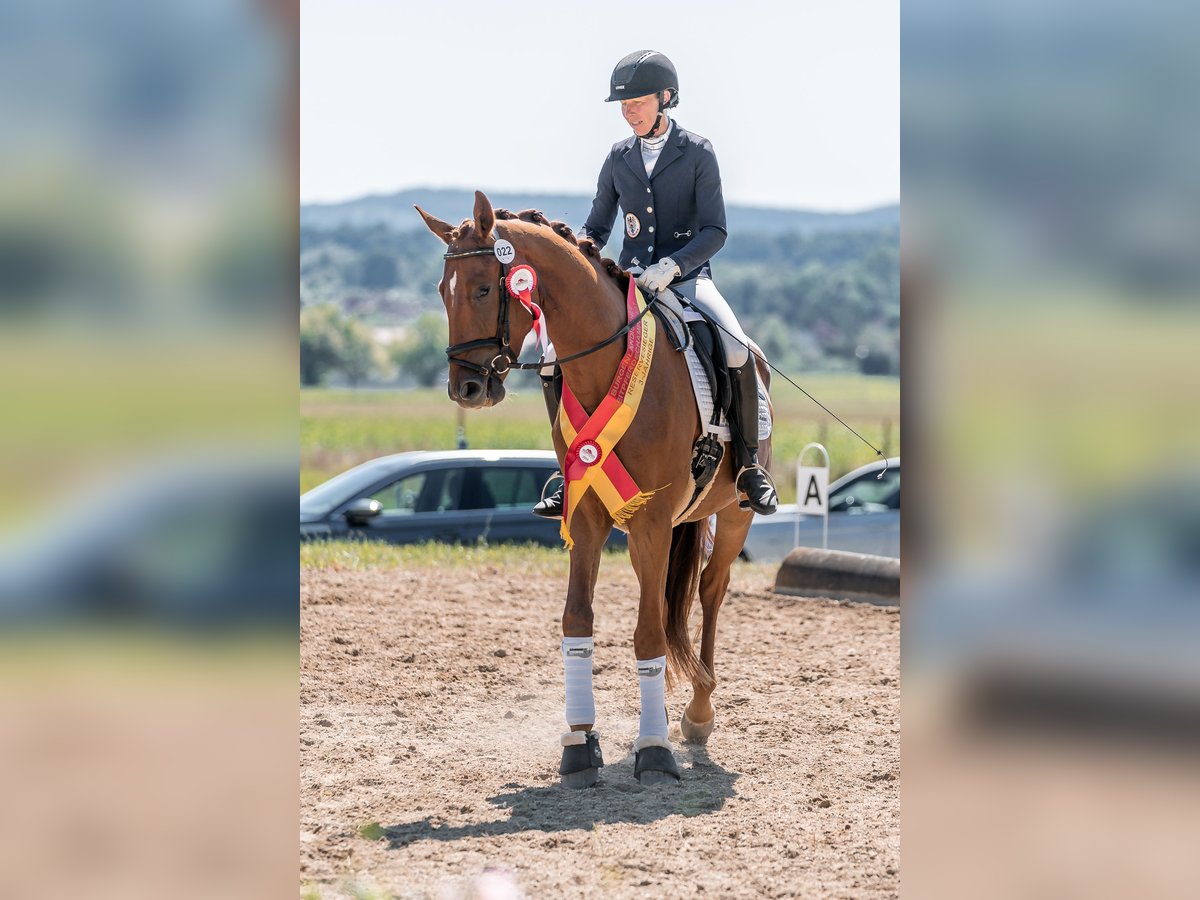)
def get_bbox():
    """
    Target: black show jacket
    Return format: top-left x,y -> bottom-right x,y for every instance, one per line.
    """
581,121 -> 727,282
